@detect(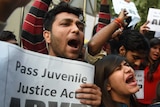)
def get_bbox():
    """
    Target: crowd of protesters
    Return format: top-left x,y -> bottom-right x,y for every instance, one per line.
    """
0,0 -> 160,107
